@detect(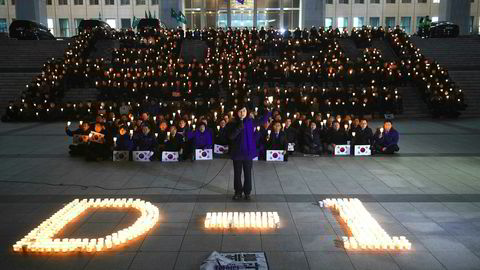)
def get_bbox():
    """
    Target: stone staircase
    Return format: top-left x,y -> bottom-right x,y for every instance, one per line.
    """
411,36 -> 480,70
448,71 -> 480,116
62,88 -> 99,103
338,38 -> 362,60
398,86 -> 431,118
88,40 -> 119,62
180,39 -> 207,63
411,36 -> 480,116
0,40 -> 69,72
371,39 -> 399,62
0,73 -> 36,111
